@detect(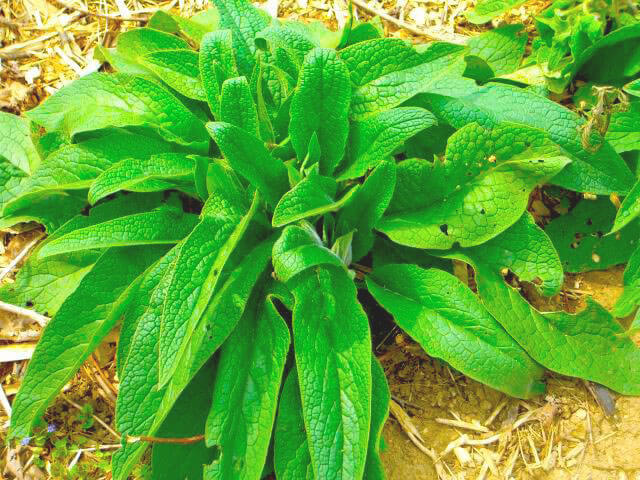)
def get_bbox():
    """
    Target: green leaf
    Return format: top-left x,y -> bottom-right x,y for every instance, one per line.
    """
38,208 -> 198,258
289,266 -> 371,479
211,0 -> 270,78
465,0 -> 526,24
372,237 -> 453,272
272,224 -> 345,283
117,247 -> 180,377
148,8 -> 220,44
363,357 -> 390,480
116,27 -> 191,57
624,78 -> 640,97
140,49 -> 207,101
158,192 -> 259,386
0,111 -> 40,174
152,357 -> 217,480
88,153 -> 196,205
471,262 -> 640,395
378,122 -> 570,249
613,177 -> 640,233
113,237 -> 273,480
339,39 -> 470,119
443,213 -> 564,296
418,83 -> 635,194
220,76 -> 259,136
272,168 -> 358,227
274,369 -> 313,480
467,24 -> 527,76
9,245 -> 167,440
546,197 -> 640,272
289,48 -> 351,176
367,264 -> 545,398
0,191 -> 86,233
255,24 -> 316,70
337,107 -> 434,180
336,160 -> 396,261
200,30 -> 238,118
207,121 -> 289,207
26,73 -> 209,151
7,131 -> 171,209
204,284 -> 290,479
606,102 -> 640,154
